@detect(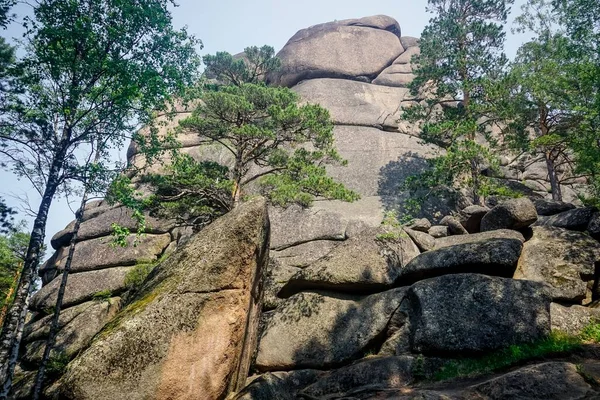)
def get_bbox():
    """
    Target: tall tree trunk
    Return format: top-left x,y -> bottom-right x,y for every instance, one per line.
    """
545,151 -> 563,201
31,192 -> 88,399
0,154 -> 64,399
